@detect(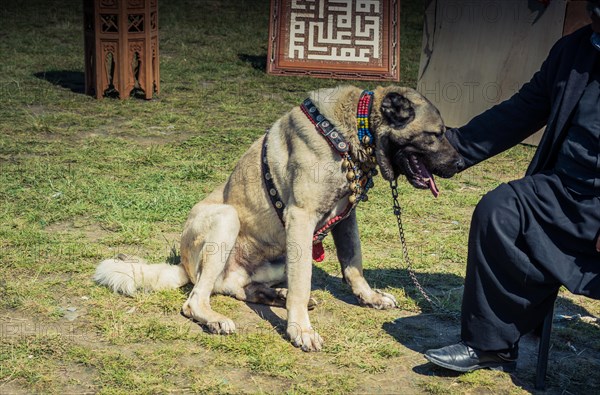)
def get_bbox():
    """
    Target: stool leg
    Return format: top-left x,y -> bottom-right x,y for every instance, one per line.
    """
535,305 -> 554,390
